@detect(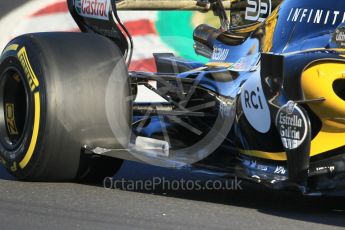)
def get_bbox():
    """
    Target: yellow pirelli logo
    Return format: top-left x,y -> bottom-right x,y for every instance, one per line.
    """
5,104 -> 18,135
17,47 -> 39,91
2,44 -> 19,54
